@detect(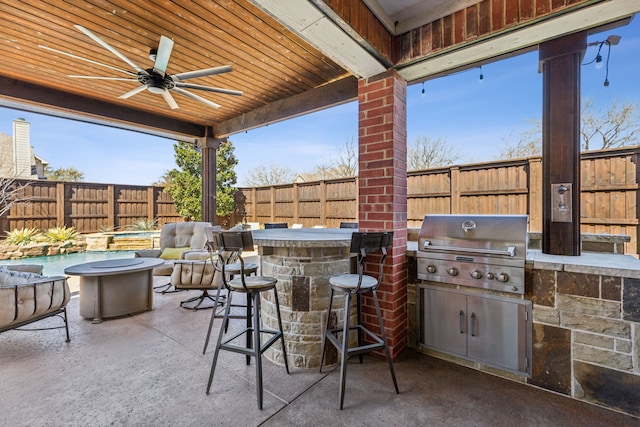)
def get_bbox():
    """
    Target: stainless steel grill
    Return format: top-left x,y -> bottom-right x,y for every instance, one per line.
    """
416,214 -> 528,294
